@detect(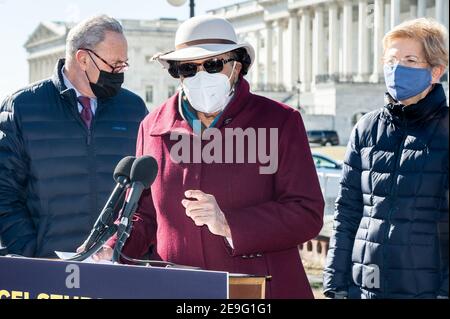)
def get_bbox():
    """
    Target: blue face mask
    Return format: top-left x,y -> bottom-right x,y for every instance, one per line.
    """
383,64 -> 432,101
